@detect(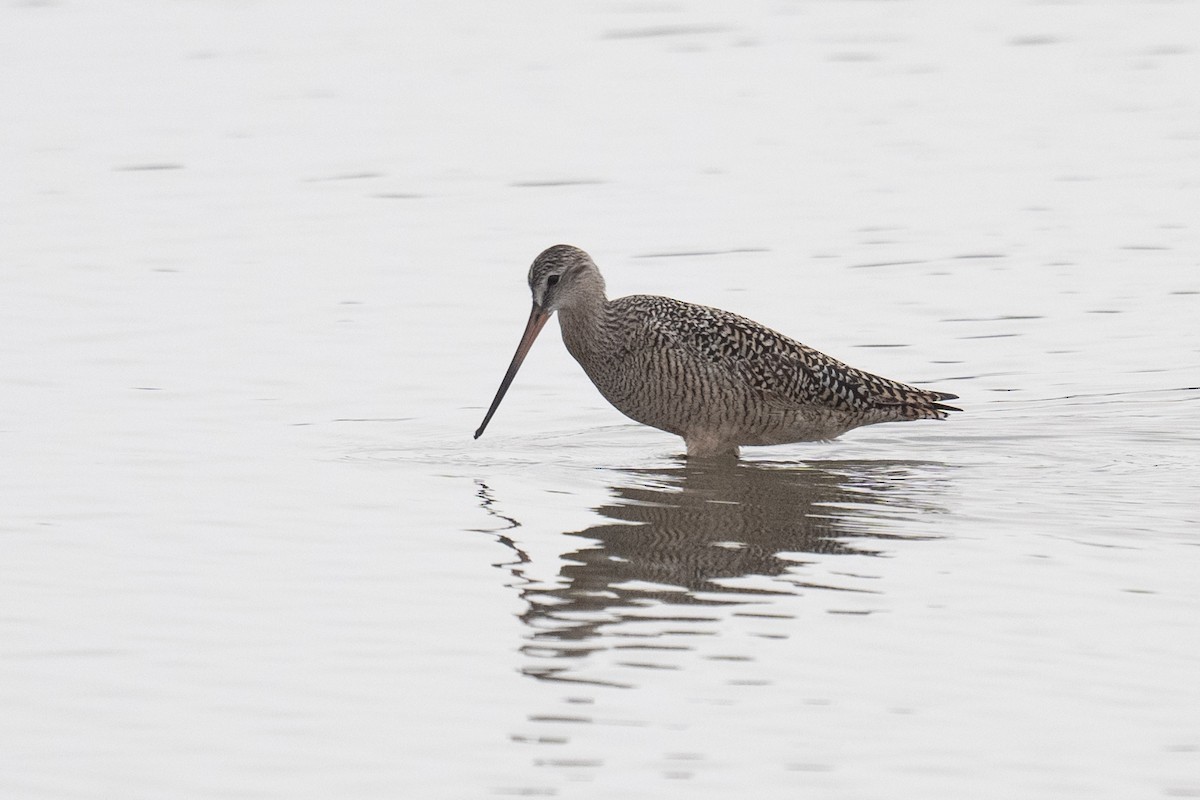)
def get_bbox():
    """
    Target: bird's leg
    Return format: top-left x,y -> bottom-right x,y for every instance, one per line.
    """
683,432 -> 740,459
